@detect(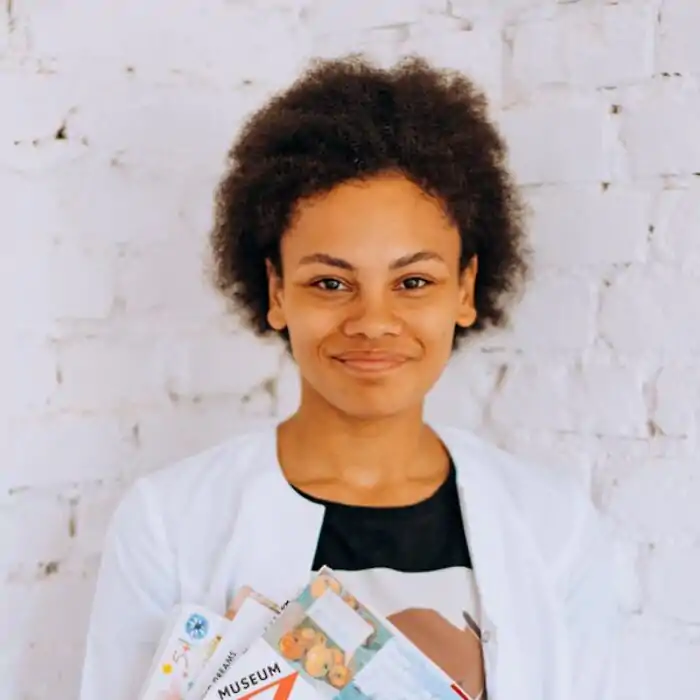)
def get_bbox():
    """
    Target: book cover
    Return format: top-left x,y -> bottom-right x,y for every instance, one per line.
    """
138,604 -> 230,700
